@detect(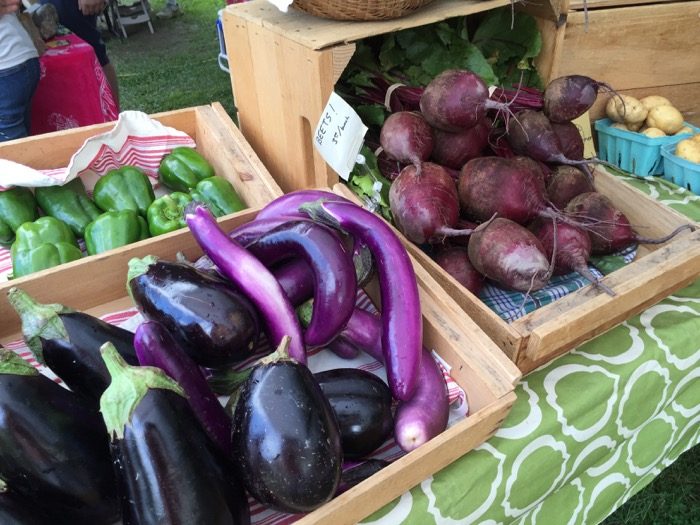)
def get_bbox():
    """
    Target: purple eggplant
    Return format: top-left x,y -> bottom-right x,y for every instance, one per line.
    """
7,287 -> 138,403
185,203 -> 306,363
336,307 -> 449,452
230,337 -> 342,513
301,199 -> 422,401
127,256 -> 260,368
100,343 -> 250,525
315,368 -> 394,460
0,347 -> 119,524
245,220 -> 357,348
0,491 -> 54,524
255,189 -> 352,221
273,258 -> 315,305
134,320 -> 233,456
327,336 -> 361,359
